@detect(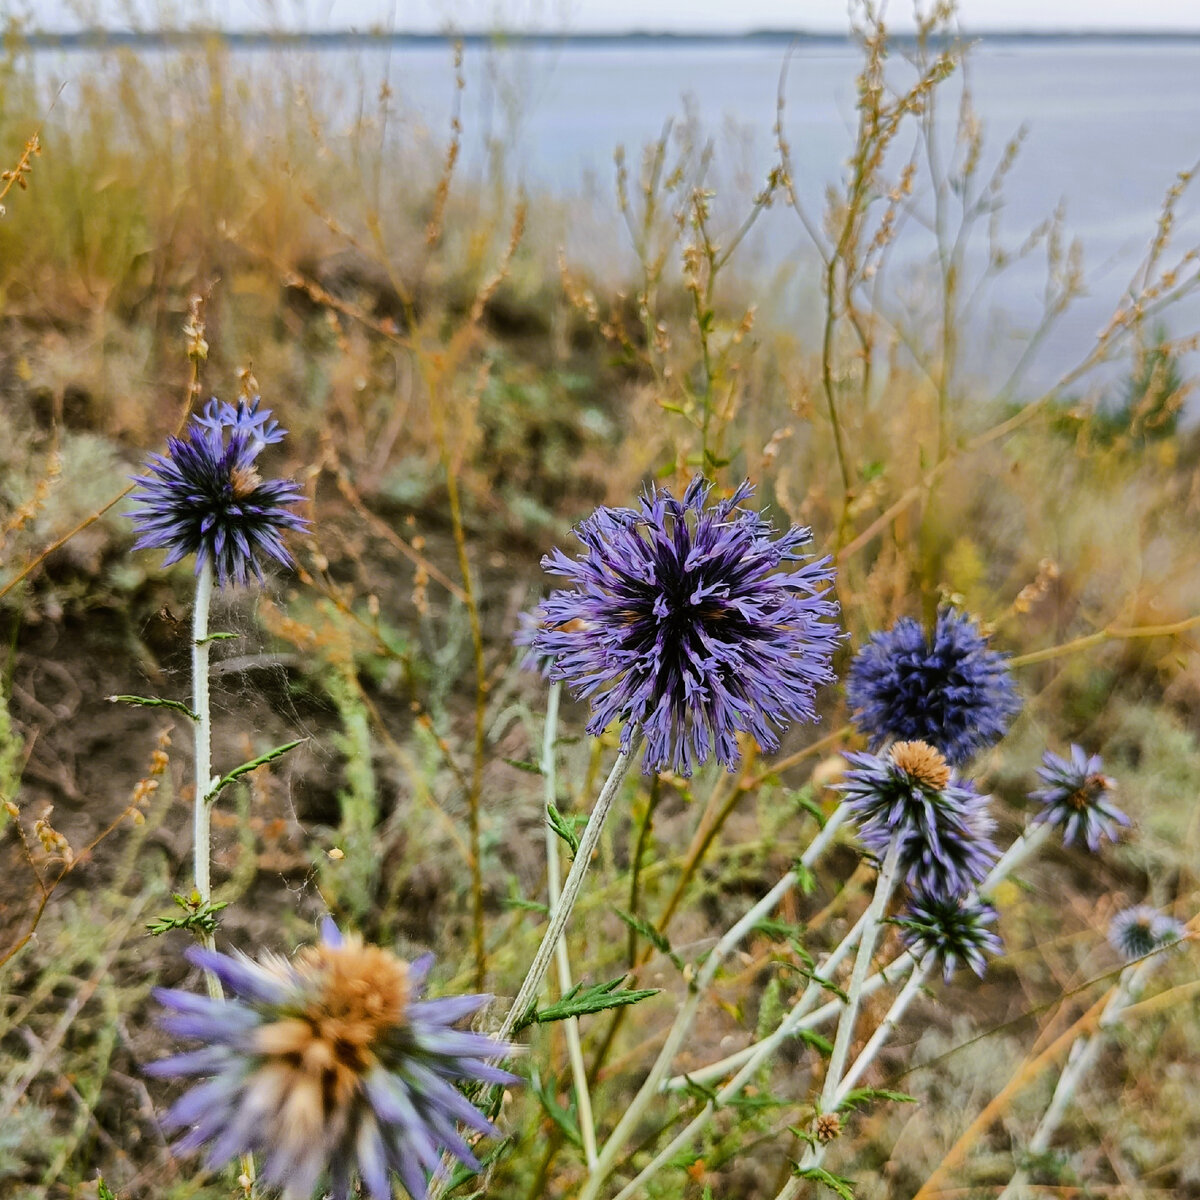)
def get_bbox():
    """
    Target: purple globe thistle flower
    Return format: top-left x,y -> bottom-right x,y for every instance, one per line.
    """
837,741 -> 998,896
130,398 -> 308,587
147,920 -> 518,1200
1108,905 -> 1186,963
1030,745 -> 1129,851
898,888 -> 1003,980
530,477 -> 842,776
846,608 -> 1021,766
